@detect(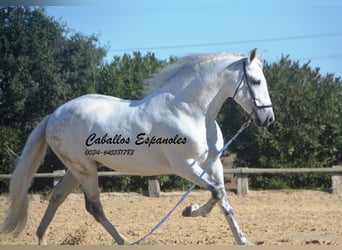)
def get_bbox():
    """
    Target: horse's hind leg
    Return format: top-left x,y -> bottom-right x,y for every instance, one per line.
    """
82,192 -> 129,245
77,166 -> 129,245
36,170 -> 79,245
